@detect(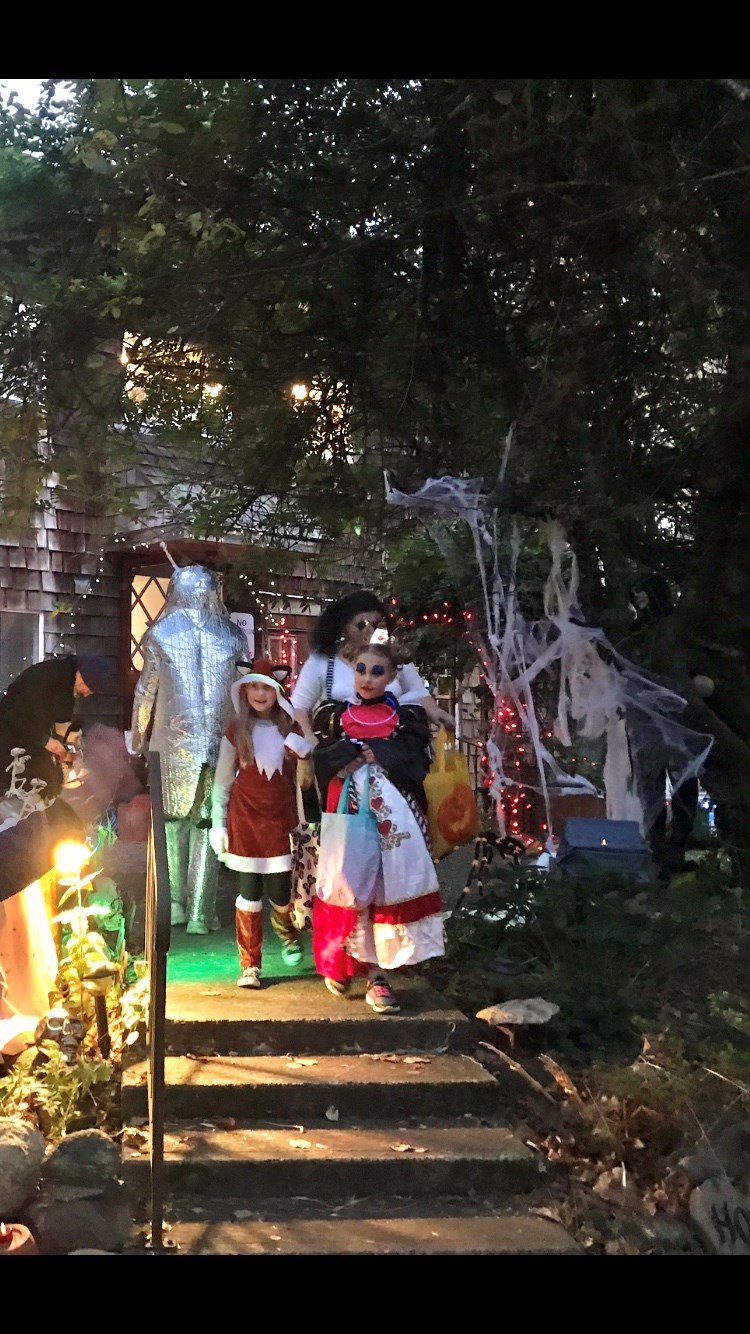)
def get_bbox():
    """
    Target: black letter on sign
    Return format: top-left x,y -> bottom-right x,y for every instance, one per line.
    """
711,1200 -> 736,1247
